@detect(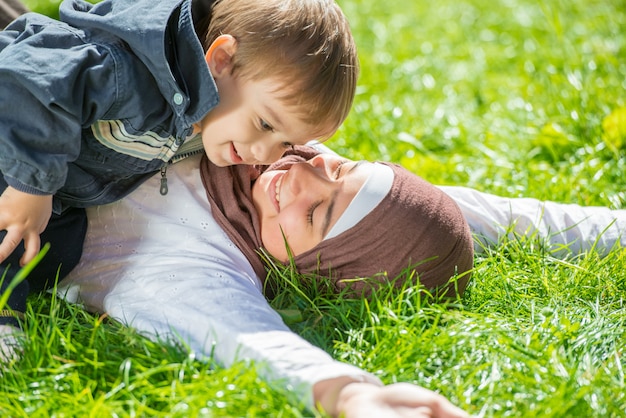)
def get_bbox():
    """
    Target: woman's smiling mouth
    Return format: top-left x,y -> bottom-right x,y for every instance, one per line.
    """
275,175 -> 283,203
268,171 -> 286,213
